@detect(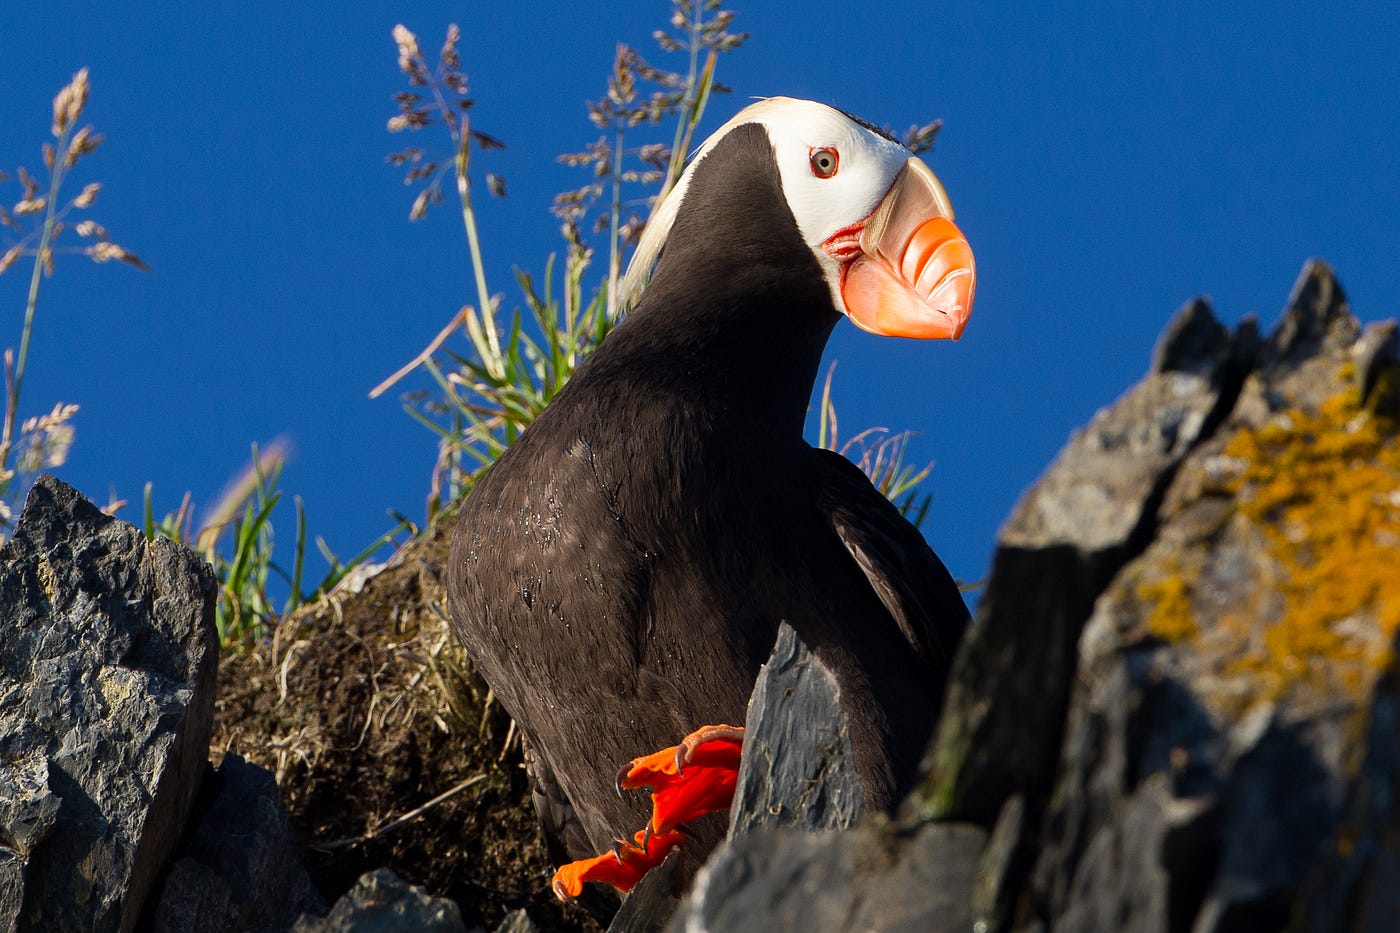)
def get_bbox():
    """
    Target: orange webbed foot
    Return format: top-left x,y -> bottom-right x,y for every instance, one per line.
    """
551,724 -> 746,902
551,827 -> 687,901
618,724 -> 745,837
